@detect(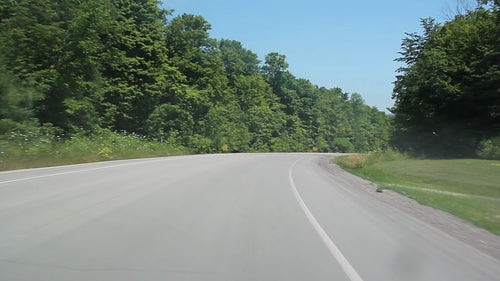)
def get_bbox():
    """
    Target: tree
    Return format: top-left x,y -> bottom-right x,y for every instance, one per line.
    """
145,104 -> 194,141
231,74 -> 276,111
0,59 -> 41,134
313,87 -> 354,152
262,52 -> 289,94
99,0 -> 172,133
392,4 -> 500,156
202,105 -> 251,152
0,0 -> 70,129
219,39 -> 260,78
0,1 -> 392,155
165,13 -> 229,124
